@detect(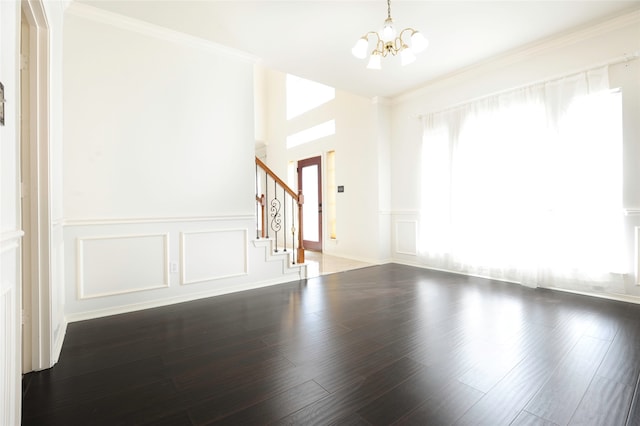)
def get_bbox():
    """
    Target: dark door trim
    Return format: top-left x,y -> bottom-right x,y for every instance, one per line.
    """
297,156 -> 322,252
